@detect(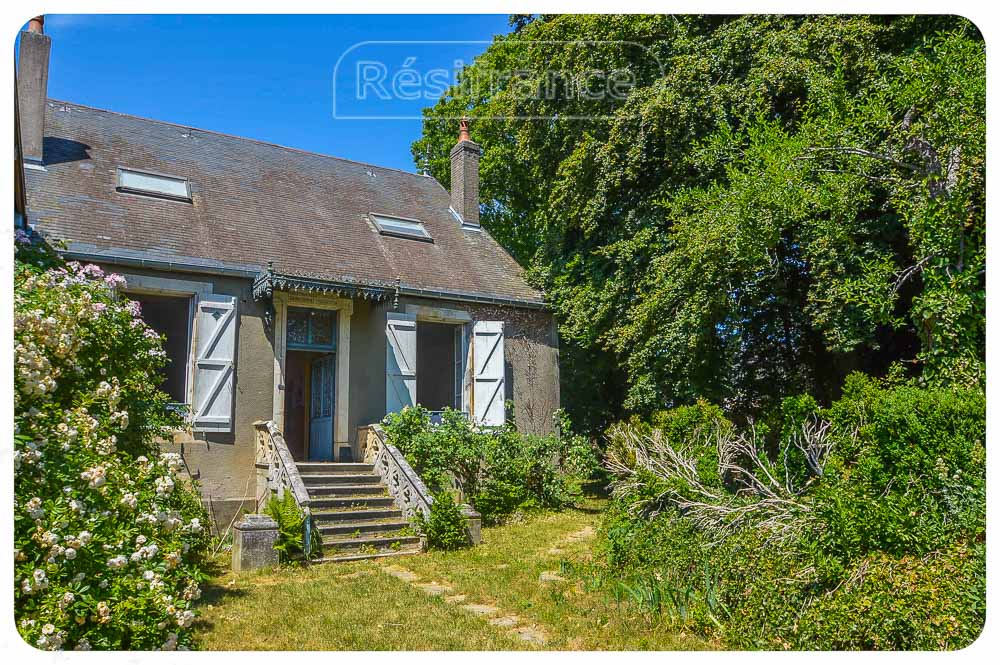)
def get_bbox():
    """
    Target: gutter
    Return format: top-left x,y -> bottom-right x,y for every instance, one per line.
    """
59,245 -> 261,280
397,284 -> 547,310
60,245 -> 549,310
